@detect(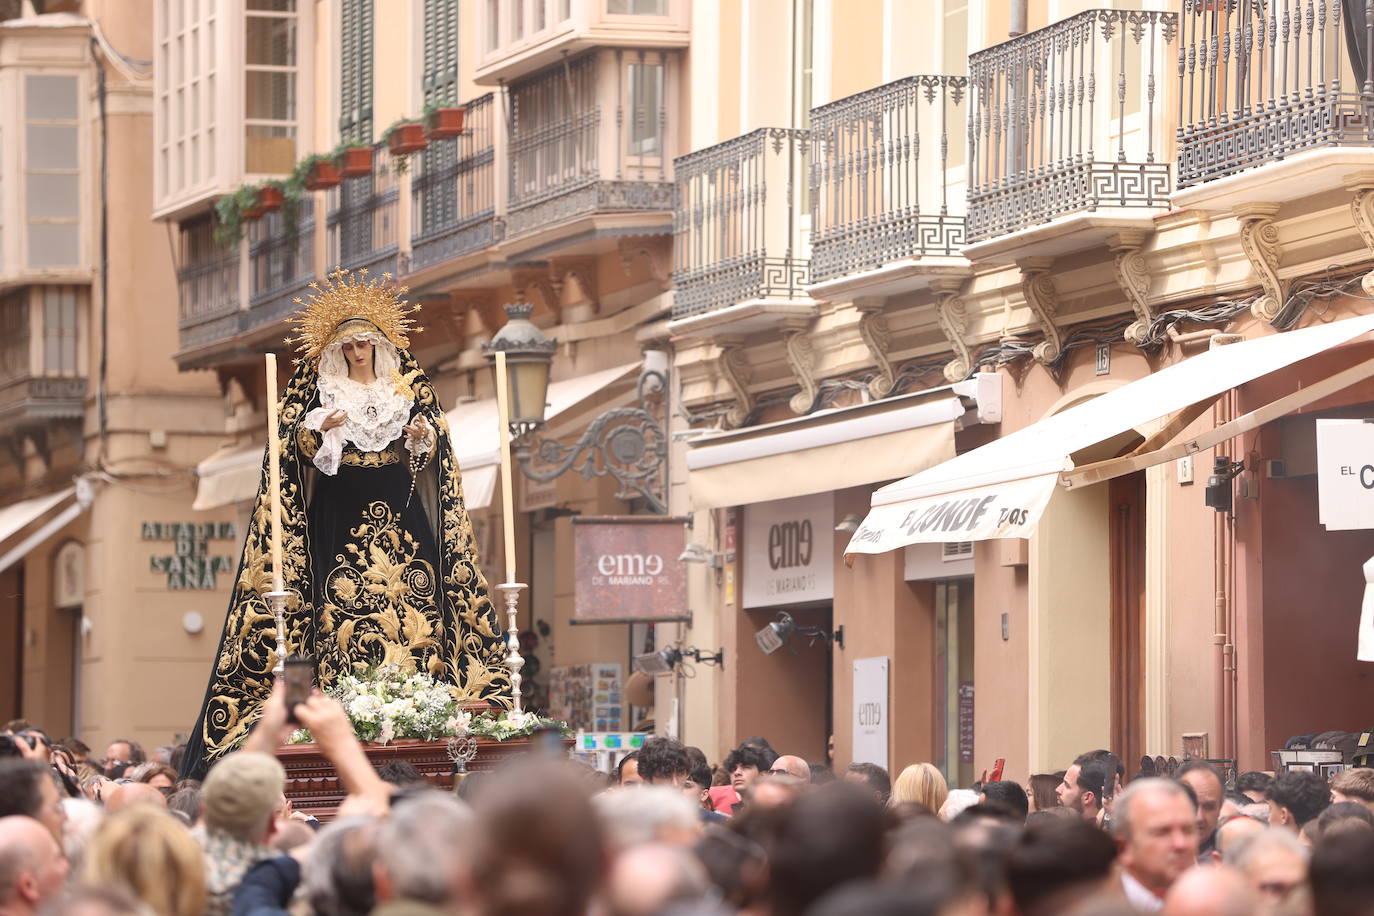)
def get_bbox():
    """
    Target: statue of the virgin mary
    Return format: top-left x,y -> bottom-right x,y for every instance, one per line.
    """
181,269 -> 509,777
